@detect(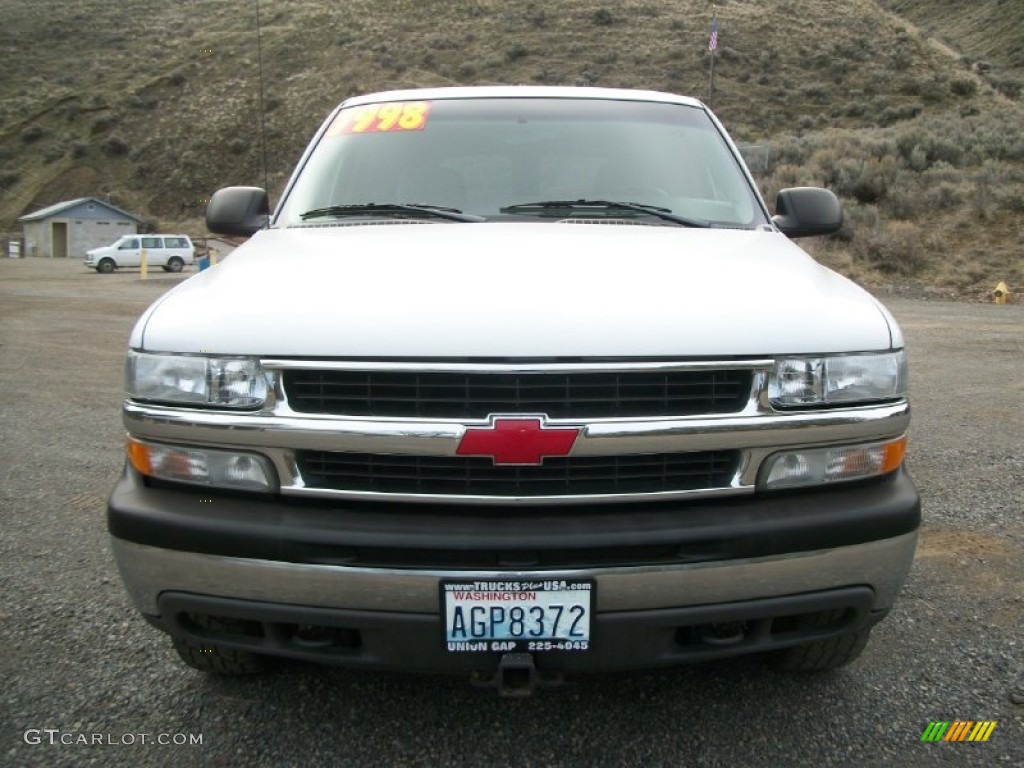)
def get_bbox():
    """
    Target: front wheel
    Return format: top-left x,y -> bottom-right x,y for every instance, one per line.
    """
171,615 -> 275,675
96,258 -> 115,274
767,611 -> 871,672
172,637 -> 272,675
167,256 -> 184,273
